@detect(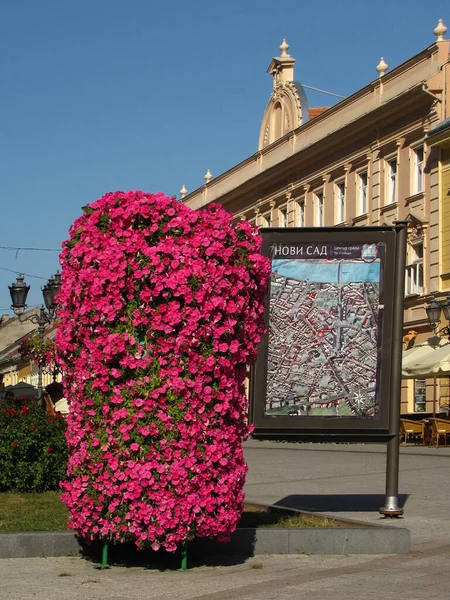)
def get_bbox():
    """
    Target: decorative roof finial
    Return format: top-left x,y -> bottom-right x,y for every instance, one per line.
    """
434,19 -> 447,42
204,169 -> 212,183
279,39 -> 290,57
376,57 -> 388,77
180,184 -> 187,199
